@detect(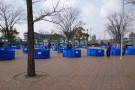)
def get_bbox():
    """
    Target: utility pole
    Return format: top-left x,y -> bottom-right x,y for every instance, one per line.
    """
87,29 -> 88,46
90,28 -> 92,41
120,0 -> 124,60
